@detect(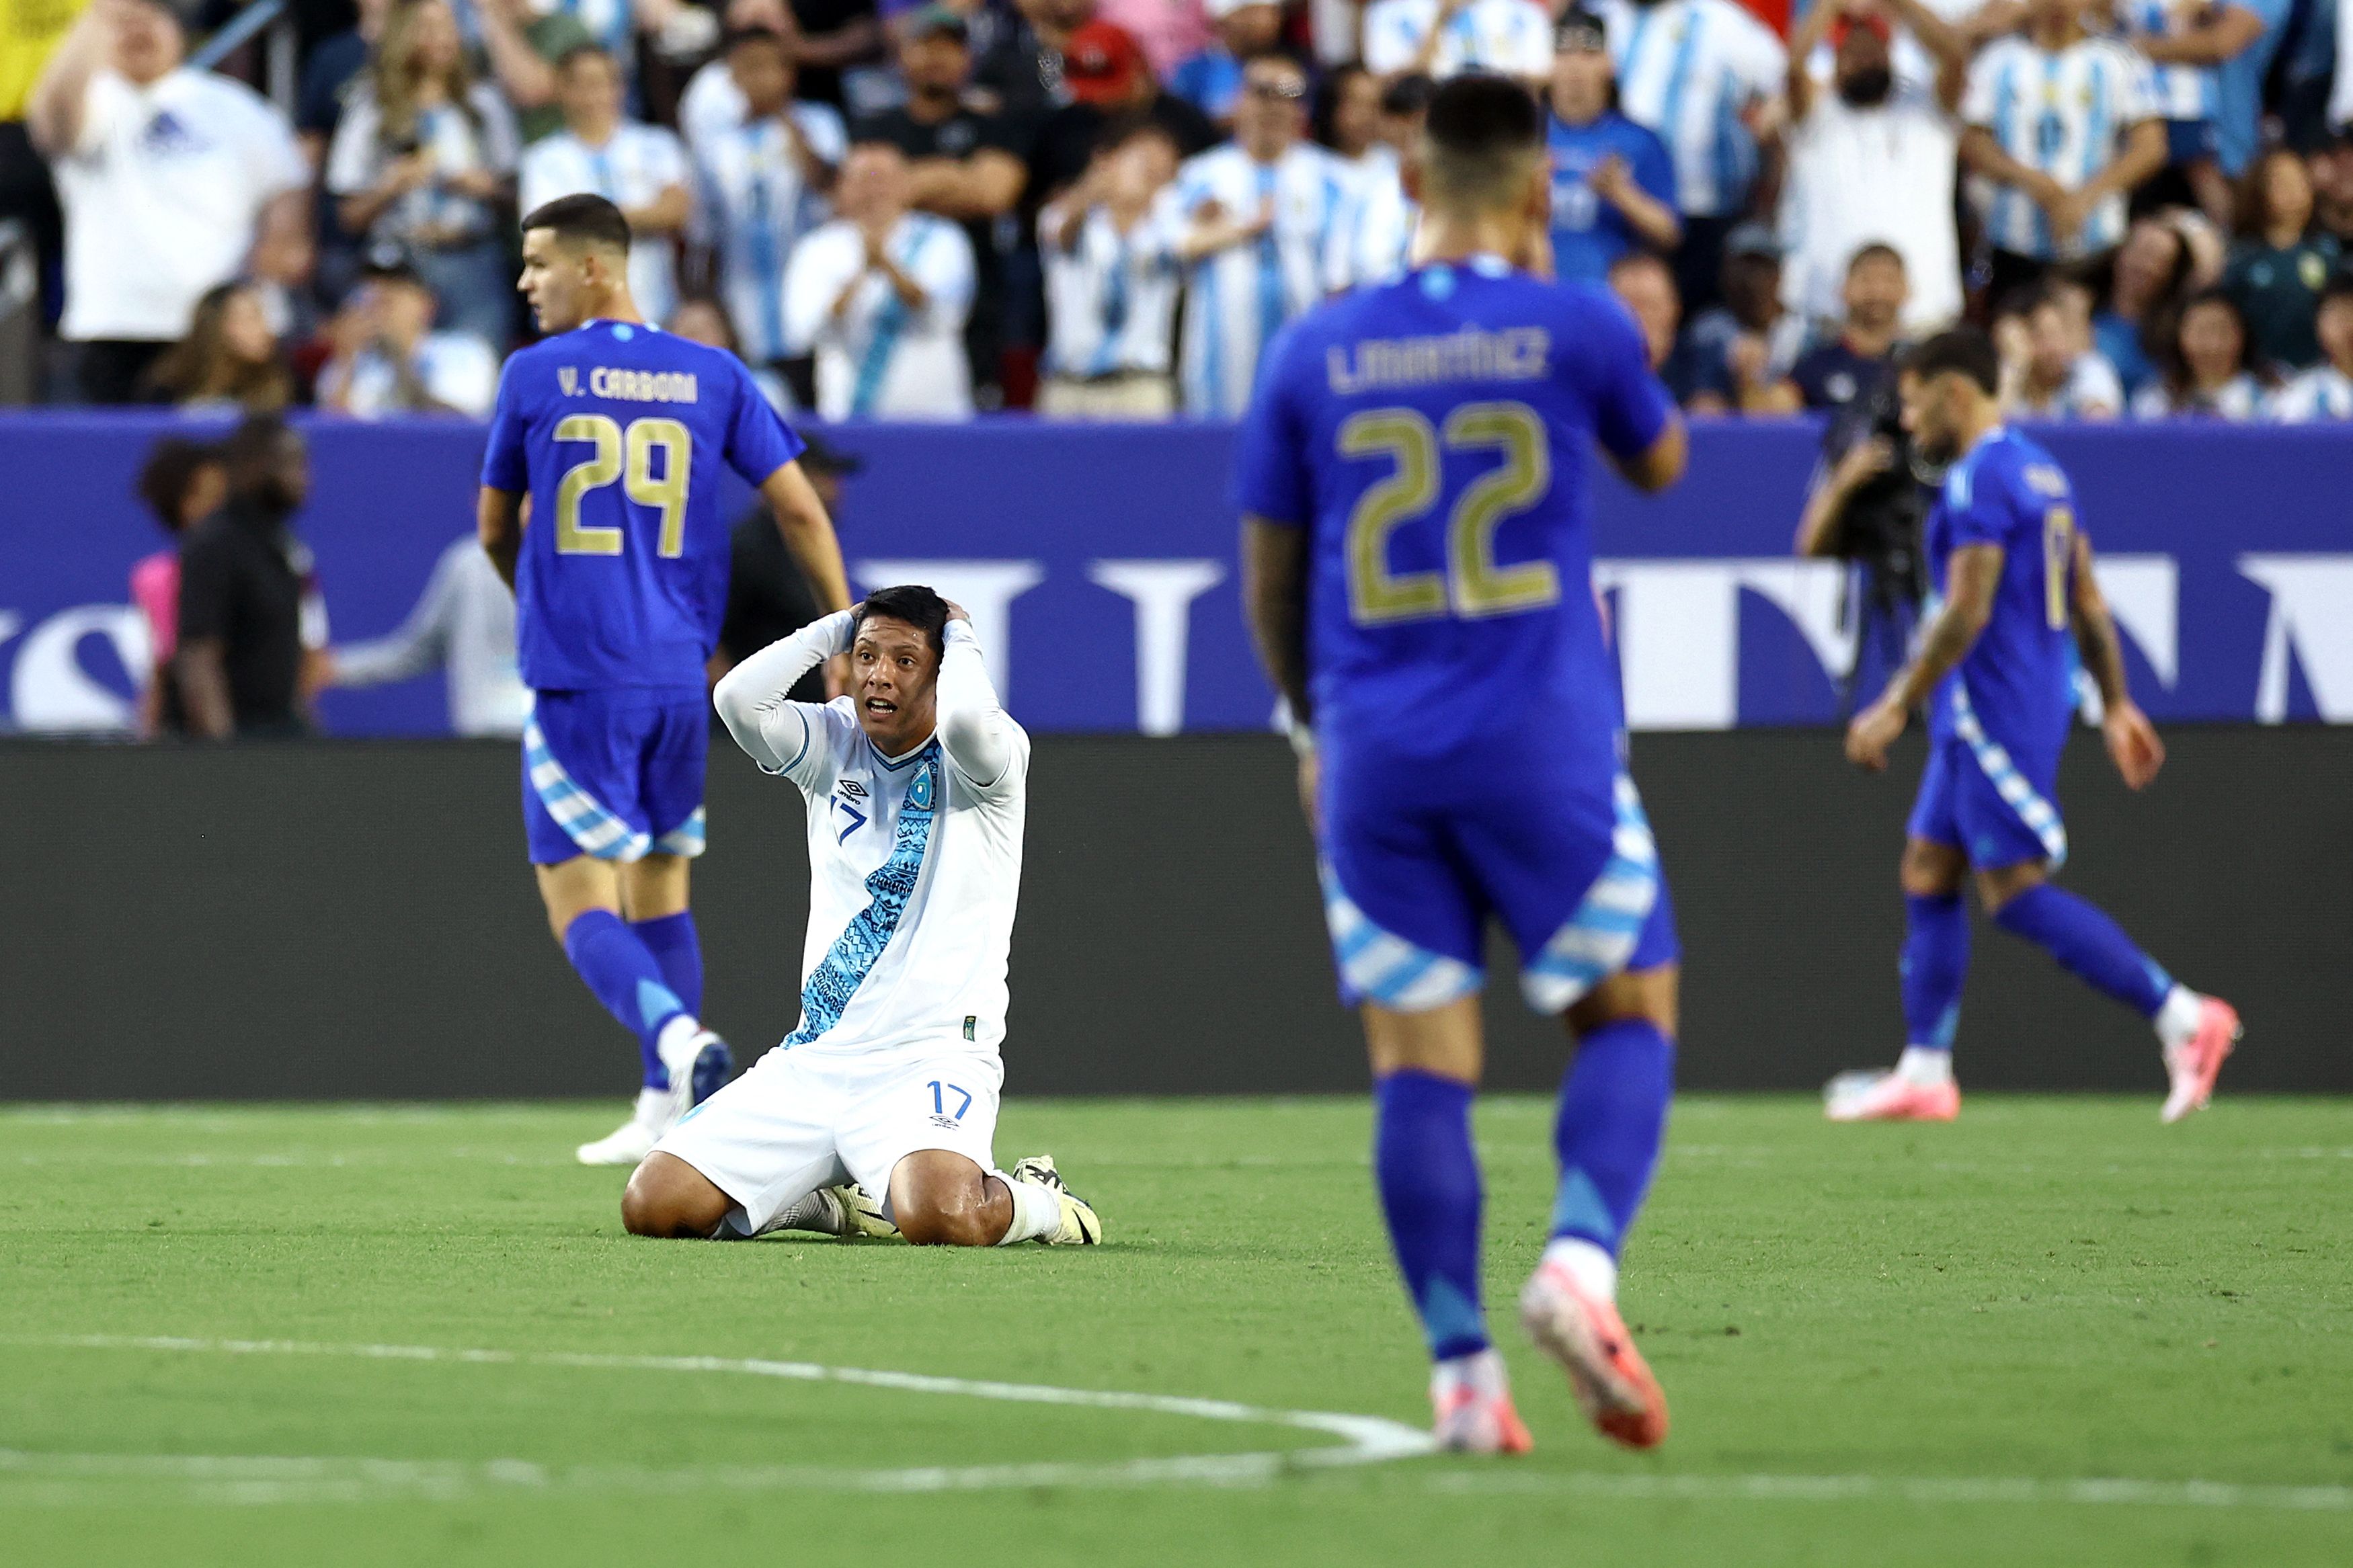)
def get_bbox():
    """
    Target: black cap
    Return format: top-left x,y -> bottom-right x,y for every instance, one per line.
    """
1555,9 -> 1608,52
797,431 -> 863,476
903,4 -> 969,44
359,243 -> 426,288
